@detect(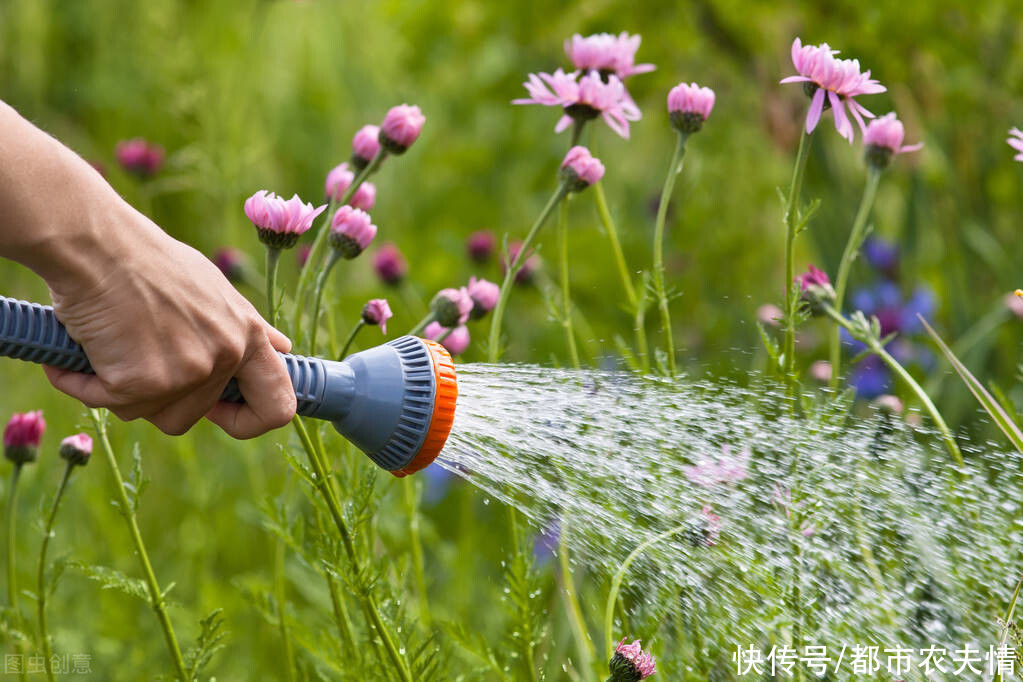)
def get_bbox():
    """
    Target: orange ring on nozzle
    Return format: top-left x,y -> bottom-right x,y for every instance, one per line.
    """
393,338 -> 458,477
